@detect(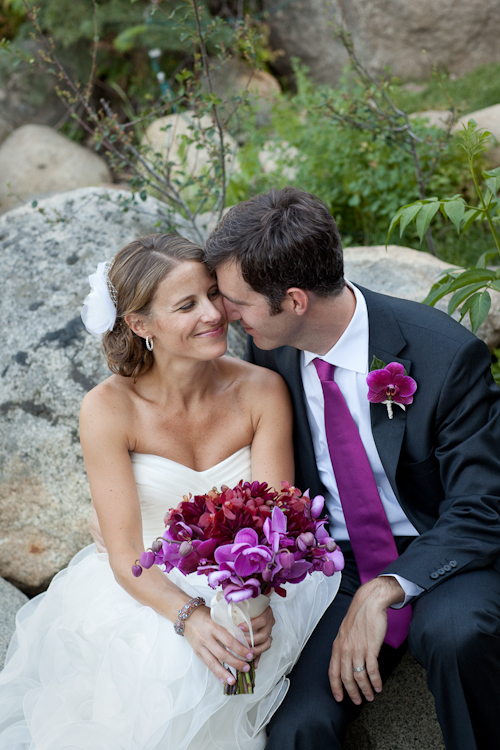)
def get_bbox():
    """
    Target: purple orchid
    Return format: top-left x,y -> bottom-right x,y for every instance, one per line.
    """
263,506 -> 287,553
223,577 -> 262,603
215,528 -> 273,578
367,362 -> 417,419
